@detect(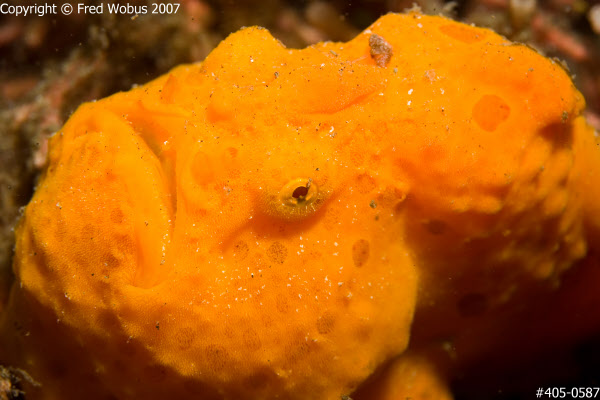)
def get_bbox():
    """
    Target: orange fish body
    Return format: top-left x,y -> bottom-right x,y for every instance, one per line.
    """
1,11 -> 599,400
